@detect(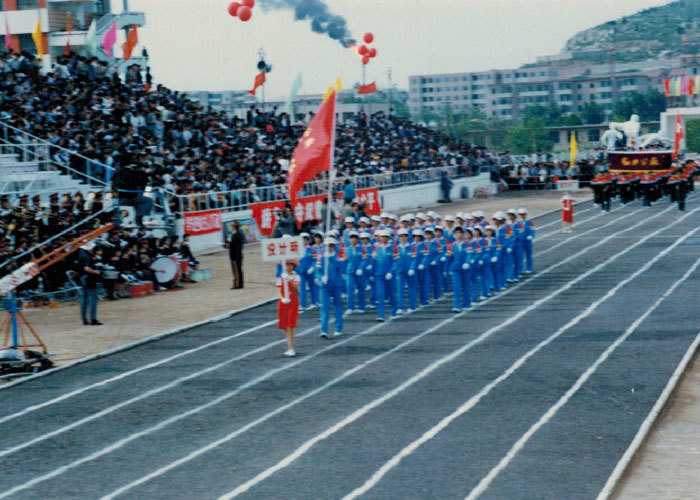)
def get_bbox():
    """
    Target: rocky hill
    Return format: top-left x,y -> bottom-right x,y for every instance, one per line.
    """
560,0 -> 700,64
